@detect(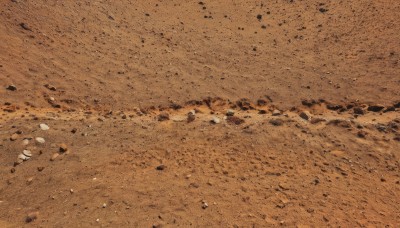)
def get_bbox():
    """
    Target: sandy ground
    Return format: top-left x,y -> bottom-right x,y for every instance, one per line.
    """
0,0 -> 399,227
